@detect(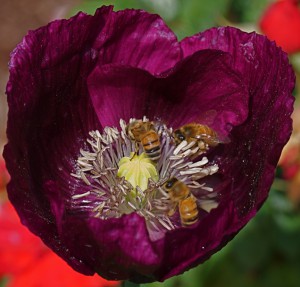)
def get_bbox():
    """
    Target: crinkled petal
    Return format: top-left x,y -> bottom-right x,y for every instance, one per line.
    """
88,49 -> 248,136
94,8 -> 181,73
